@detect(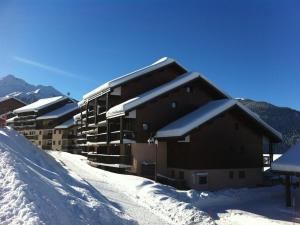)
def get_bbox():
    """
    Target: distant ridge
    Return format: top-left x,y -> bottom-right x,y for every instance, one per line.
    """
0,74 -> 63,104
240,99 -> 300,153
